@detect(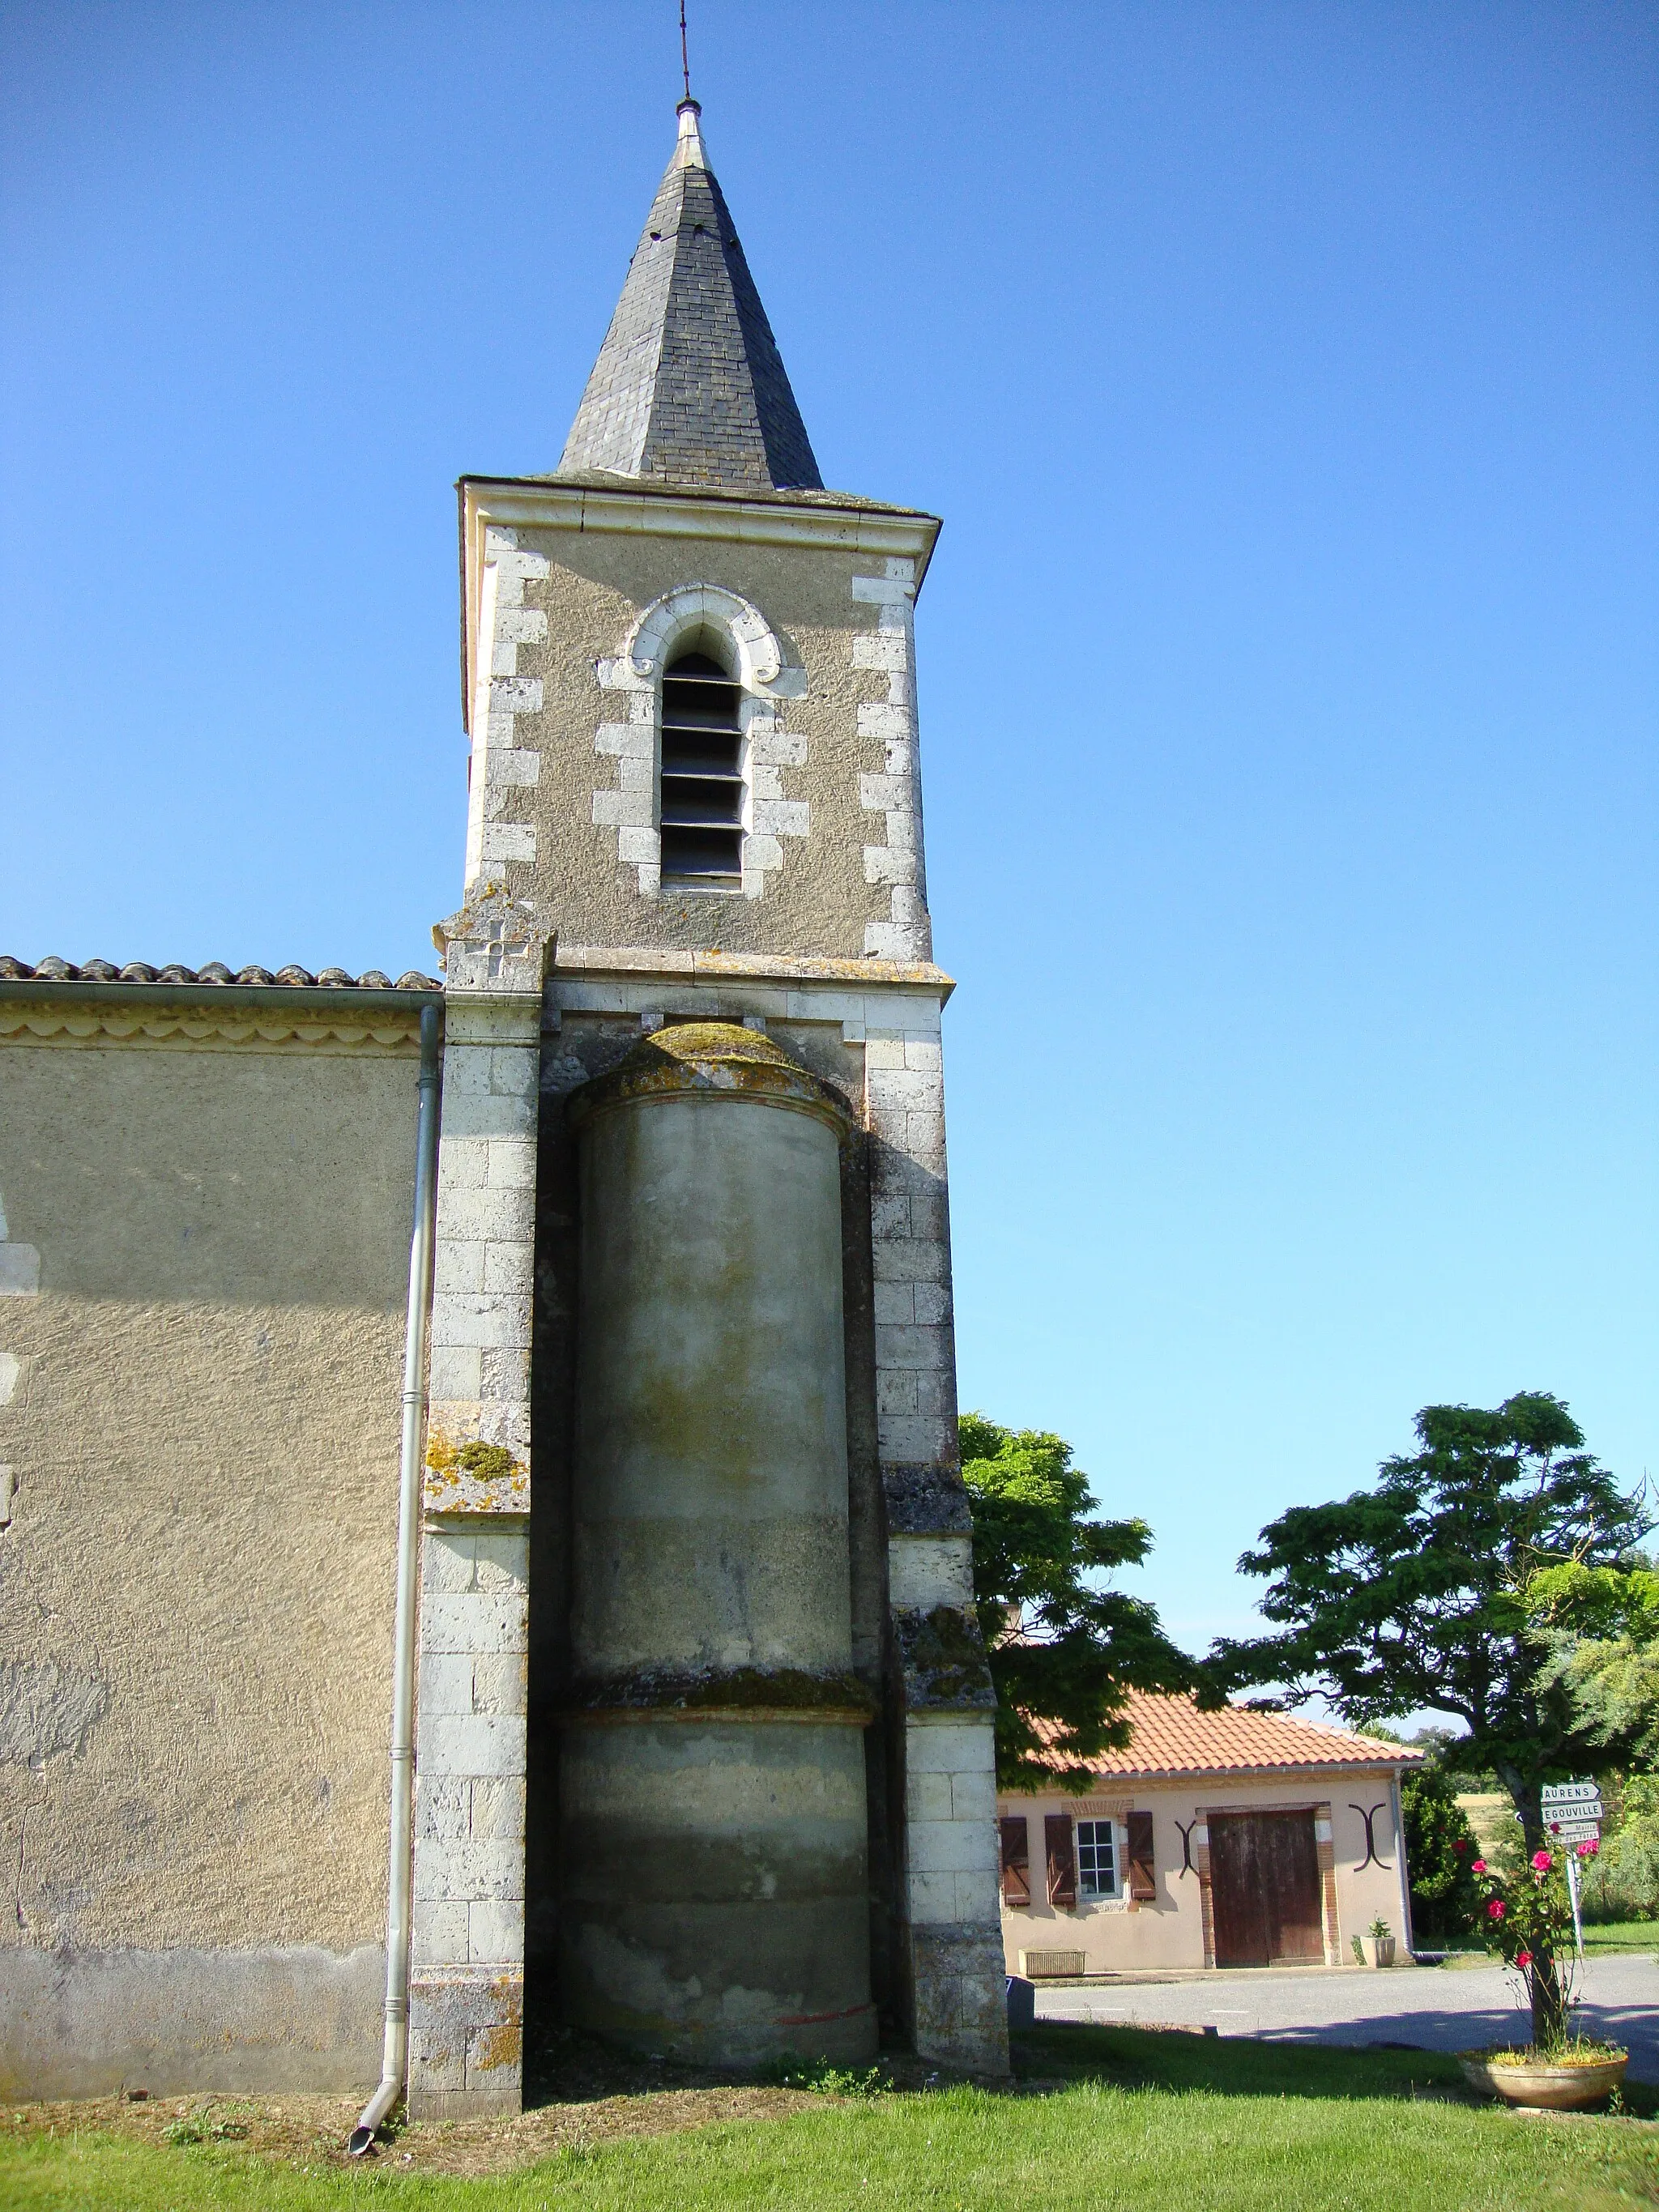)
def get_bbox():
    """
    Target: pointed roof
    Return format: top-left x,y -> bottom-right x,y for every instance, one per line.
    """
559,102 -> 824,492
